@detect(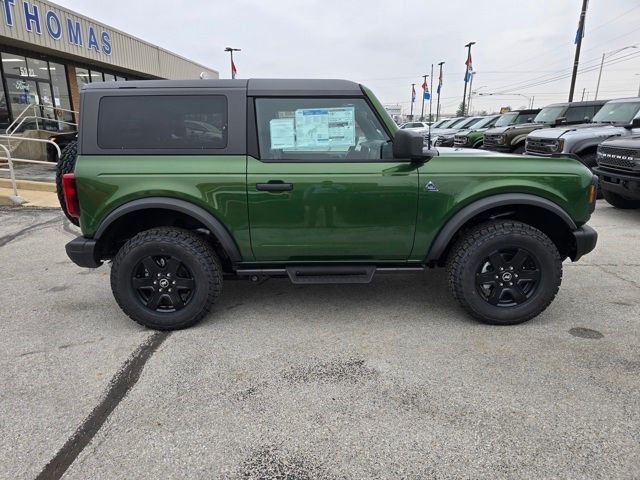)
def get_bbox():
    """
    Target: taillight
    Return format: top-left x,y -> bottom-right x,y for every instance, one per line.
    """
62,173 -> 80,218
